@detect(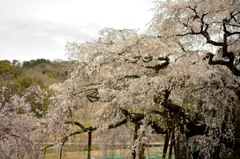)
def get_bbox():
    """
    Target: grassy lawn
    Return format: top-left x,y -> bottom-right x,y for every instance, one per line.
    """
45,147 -> 164,159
